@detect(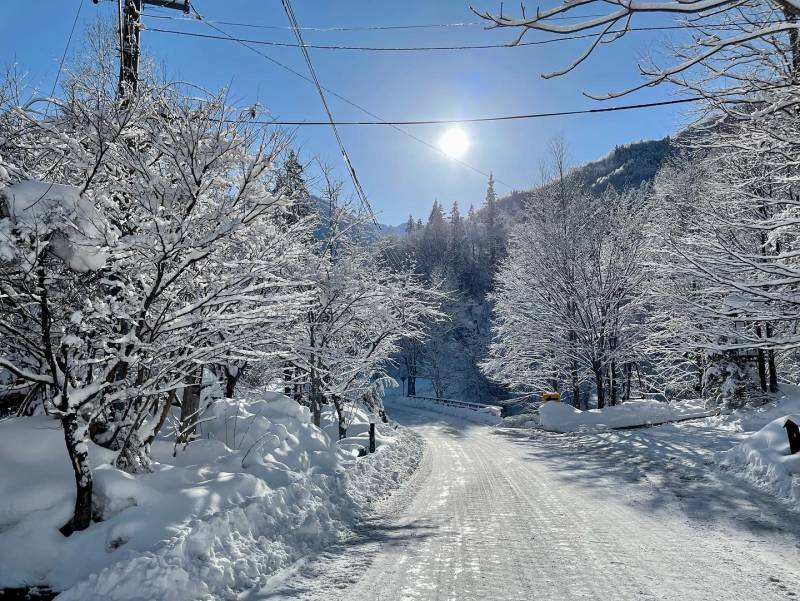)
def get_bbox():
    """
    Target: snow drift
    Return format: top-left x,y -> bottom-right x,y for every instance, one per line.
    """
539,399 -> 710,433
721,414 -> 800,508
0,392 -> 421,600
